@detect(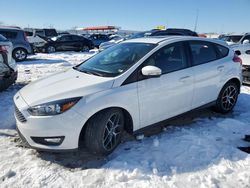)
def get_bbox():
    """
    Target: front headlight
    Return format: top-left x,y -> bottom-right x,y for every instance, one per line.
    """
27,97 -> 81,116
